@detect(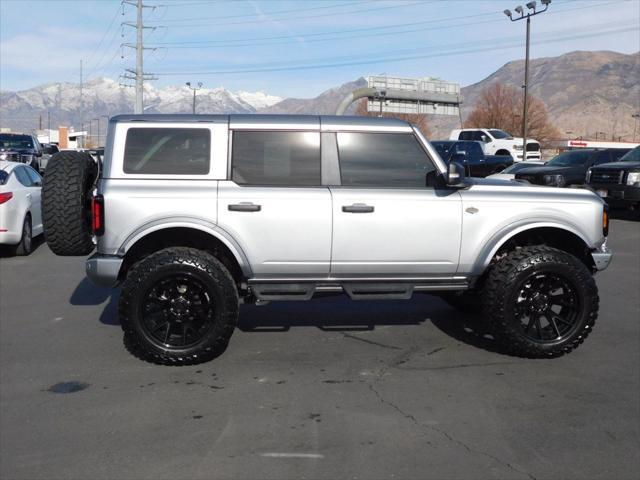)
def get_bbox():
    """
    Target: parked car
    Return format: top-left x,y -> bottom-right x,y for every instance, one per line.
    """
587,145 -> 640,210
449,128 -> 541,162
0,161 -> 43,255
515,148 -> 631,187
42,114 -> 611,365
431,140 -> 513,177
487,160 -> 547,180
39,143 -> 60,171
0,133 -> 44,173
